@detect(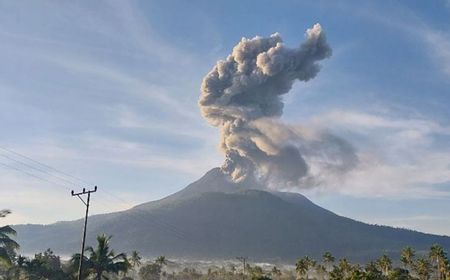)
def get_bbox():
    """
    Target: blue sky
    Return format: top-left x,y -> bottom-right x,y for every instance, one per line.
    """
0,1 -> 449,236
